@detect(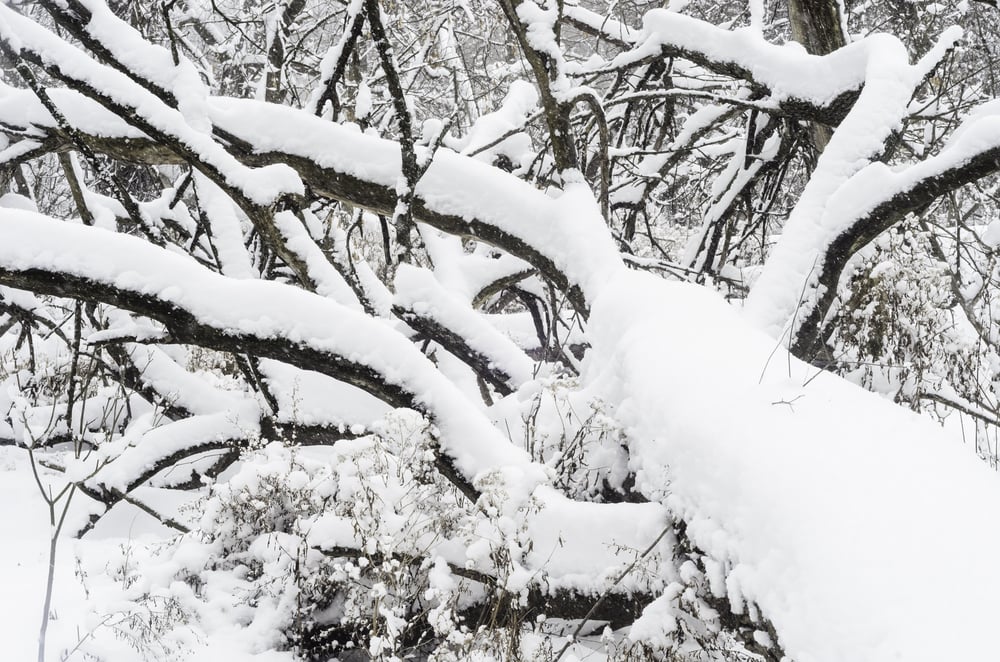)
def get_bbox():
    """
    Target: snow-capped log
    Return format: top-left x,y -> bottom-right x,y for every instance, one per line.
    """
0,209 -> 671,556
0,209 -> 697,629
